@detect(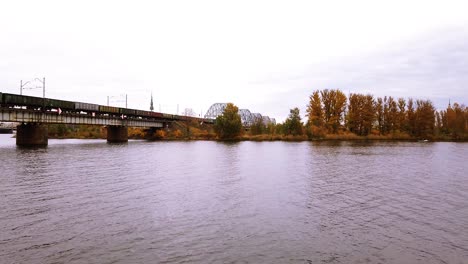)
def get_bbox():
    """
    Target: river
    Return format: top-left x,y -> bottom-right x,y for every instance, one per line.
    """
1,134 -> 467,263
